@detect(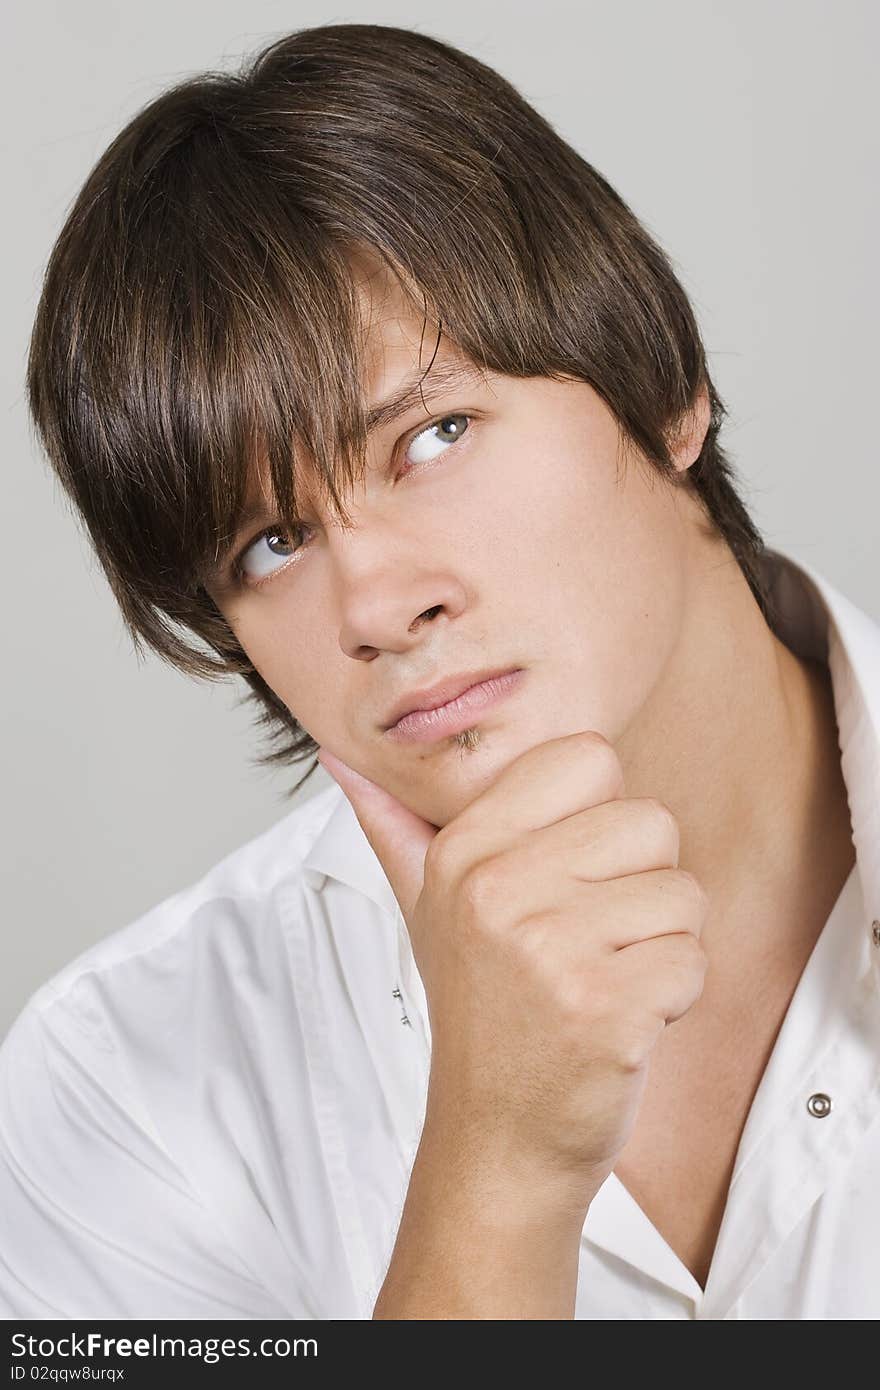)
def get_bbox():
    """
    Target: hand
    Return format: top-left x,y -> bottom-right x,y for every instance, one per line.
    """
317,731 -> 709,1204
